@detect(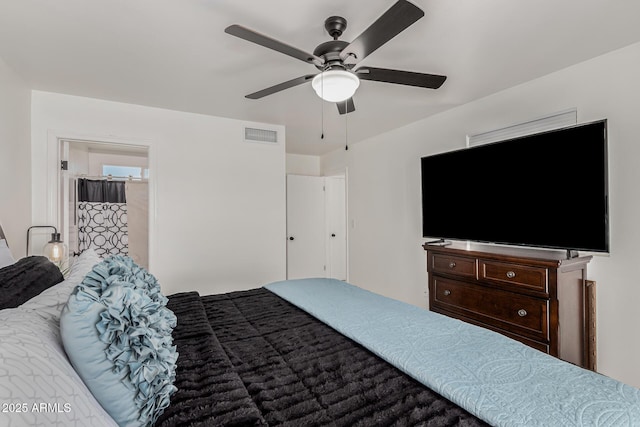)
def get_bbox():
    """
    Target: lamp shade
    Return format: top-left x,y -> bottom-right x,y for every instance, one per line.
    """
43,233 -> 67,264
312,70 -> 360,103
